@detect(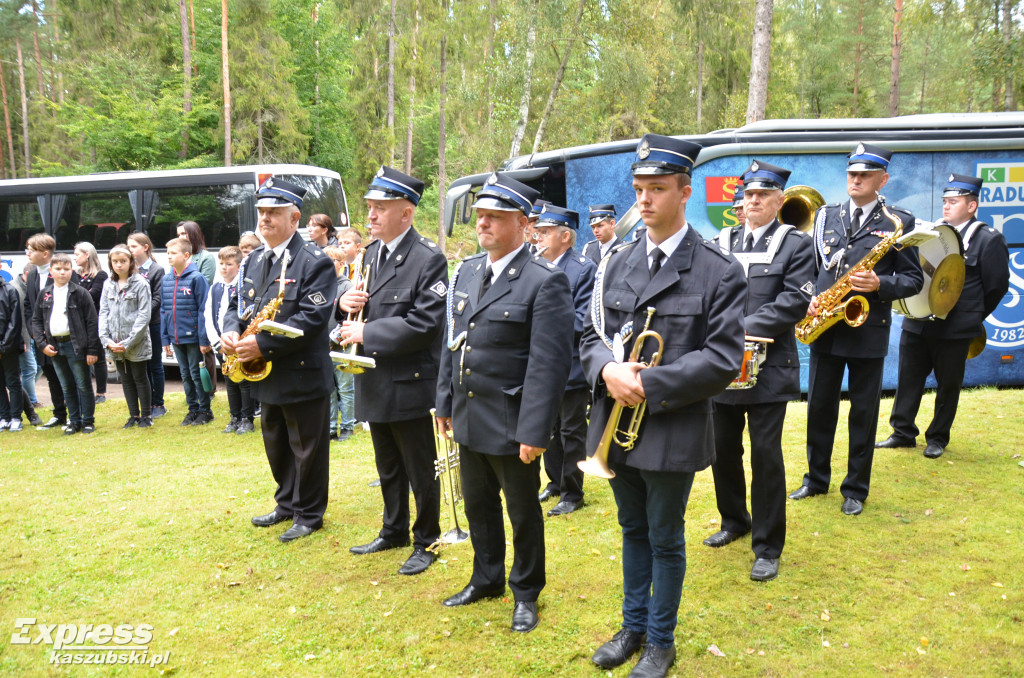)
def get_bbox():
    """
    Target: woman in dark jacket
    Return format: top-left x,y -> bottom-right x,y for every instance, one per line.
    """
74,242 -> 109,403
